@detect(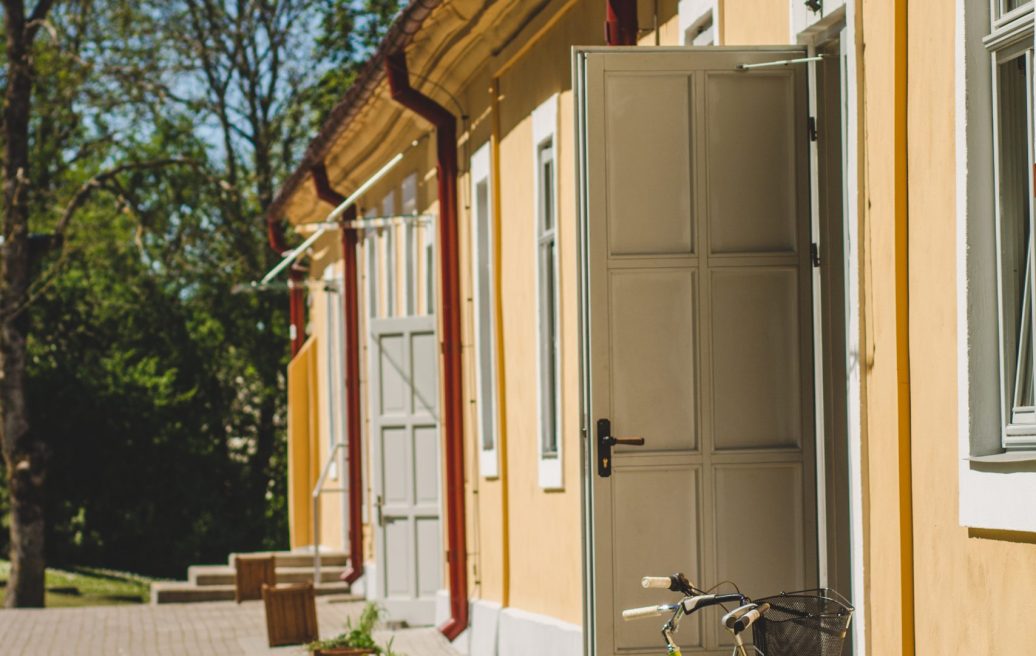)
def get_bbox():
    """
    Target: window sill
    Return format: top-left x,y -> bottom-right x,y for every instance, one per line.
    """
967,451 -> 1036,464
